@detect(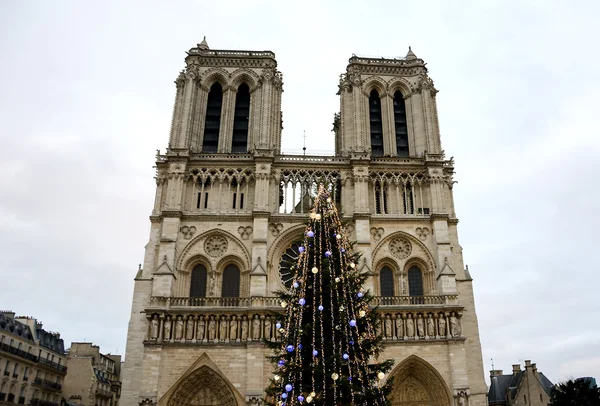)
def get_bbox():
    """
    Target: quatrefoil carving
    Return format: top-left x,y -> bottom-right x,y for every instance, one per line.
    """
268,223 -> 284,237
180,225 -> 197,240
237,226 -> 253,240
370,227 -> 385,241
415,227 -> 430,241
